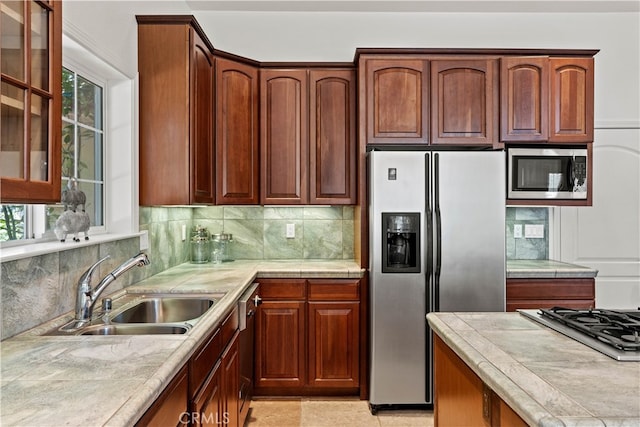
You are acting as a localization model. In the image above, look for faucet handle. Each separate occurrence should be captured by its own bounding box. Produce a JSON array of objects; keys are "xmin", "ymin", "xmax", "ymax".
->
[{"xmin": 78, "ymin": 255, "xmax": 110, "ymax": 289}]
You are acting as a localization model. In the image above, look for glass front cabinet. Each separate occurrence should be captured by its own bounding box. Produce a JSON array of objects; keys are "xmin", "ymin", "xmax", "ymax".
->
[{"xmin": 1, "ymin": 0, "xmax": 62, "ymax": 203}]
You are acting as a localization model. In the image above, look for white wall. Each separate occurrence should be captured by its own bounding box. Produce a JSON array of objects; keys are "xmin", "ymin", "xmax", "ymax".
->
[{"xmin": 63, "ymin": 4, "xmax": 640, "ymax": 306}]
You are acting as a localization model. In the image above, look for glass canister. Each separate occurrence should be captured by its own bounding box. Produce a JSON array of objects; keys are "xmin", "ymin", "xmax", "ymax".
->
[
  {"xmin": 212, "ymin": 232, "xmax": 233, "ymax": 263},
  {"xmin": 190, "ymin": 225, "xmax": 211, "ymax": 263}
]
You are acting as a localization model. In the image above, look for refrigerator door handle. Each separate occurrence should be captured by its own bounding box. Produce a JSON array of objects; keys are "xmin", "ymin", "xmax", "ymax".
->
[
  {"xmin": 434, "ymin": 153, "xmax": 442, "ymax": 311},
  {"xmin": 425, "ymin": 153, "xmax": 433, "ymax": 288}
]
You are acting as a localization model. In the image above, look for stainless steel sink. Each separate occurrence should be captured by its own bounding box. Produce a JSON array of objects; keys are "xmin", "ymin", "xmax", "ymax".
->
[
  {"xmin": 78, "ymin": 324, "xmax": 189, "ymax": 335},
  {"xmin": 111, "ymin": 296, "xmax": 218, "ymax": 324},
  {"xmin": 43, "ymin": 293, "xmax": 225, "ymax": 336}
]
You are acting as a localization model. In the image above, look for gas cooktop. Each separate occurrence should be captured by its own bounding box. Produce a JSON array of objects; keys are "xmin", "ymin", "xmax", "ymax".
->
[{"xmin": 519, "ymin": 308, "xmax": 640, "ymax": 362}]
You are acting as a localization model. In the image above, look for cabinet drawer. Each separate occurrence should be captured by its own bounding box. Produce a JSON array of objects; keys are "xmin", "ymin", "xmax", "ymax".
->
[
  {"xmin": 190, "ymin": 328, "xmax": 223, "ymax": 398},
  {"xmin": 221, "ymin": 306, "xmax": 239, "ymax": 347},
  {"xmin": 507, "ymin": 278, "xmax": 594, "ymax": 300},
  {"xmin": 259, "ymin": 279, "xmax": 306, "ymax": 300},
  {"xmin": 507, "ymin": 299, "xmax": 595, "ymax": 312},
  {"xmin": 308, "ymin": 280, "xmax": 360, "ymax": 301}
]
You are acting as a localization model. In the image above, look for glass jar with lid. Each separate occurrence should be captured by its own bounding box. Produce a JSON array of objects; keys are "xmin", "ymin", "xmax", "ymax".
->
[
  {"xmin": 212, "ymin": 232, "xmax": 233, "ymax": 263},
  {"xmin": 190, "ymin": 225, "xmax": 211, "ymax": 263}
]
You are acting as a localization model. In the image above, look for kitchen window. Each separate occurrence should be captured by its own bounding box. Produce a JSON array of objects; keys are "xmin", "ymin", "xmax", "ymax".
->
[
  {"xmin": 0, "ymin": 34, "xmax": 138, "ymax": 249},
  {"xmin": 0, "ymin": 67, "xmax": 105, "ymax": 244}
]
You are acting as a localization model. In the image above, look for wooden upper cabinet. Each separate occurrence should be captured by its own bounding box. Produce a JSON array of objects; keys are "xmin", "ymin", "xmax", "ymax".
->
[
  {"xmin": 192, "ymin": 33, "xmax": 215, "ymax": 204},
  {"xmin": 501, "ymin": 57, "xmax": 549, "ymax": 142},
  {"xmin": 431, "ymin": 59, "xmax": 499, "ymax": 146},
  {"xmin": 309, "ymin": 69, "xmax": 356, "ymax": 204},
  {"xmin": 1, "ymin": 1, "xmax": 62, "ymax": 203},
  {"xmin": 260, "ymin": 69, "xmax": 309, "ymax": 204},
  {"xmin": 362, "ymin": 58, "xmax": 429, "ymax": 145},
  {"xmin": 549, "ymin": 57, "xmax": 594, "ymax": 143},
  {"xmin": 137, "ymin": 16, "xmax": 215, "ymax": 205},
  {"xmin": 215, "ymin": 57, "xmax": 259, "ymax": 204}
]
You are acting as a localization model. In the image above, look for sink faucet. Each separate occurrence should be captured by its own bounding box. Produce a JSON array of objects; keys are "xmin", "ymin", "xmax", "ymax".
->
[{"xmin": 75, "ymin": 252, "xmax": 150, "ymax": 324}]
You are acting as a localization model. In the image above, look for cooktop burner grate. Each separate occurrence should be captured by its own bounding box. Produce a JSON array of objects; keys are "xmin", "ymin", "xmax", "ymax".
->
[{"xmin": 539, "ymin": 307, "xmax": 640, "ymax": 351}]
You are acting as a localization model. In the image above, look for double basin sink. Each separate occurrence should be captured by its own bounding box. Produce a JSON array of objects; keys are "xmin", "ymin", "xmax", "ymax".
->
[{"xmin": 48, "ymin": 294, "xmax": 225, "ymax": 336}]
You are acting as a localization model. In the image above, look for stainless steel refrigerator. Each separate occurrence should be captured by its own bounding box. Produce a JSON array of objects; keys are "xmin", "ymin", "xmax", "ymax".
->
[{"xmin": 368, "ymin": 150, "xmax": 505, "ymax": 411}]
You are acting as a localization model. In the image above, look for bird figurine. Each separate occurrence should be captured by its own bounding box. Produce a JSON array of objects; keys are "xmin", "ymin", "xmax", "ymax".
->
[{"xmin": 61, "ymin": 177, "xmax": 86, "ymax": 212}]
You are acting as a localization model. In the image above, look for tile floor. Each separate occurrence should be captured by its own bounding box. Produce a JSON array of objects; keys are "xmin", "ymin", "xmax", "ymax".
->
[{"xmin": 245, "ymin": 398, "xmax": 434, "ymax": 427}]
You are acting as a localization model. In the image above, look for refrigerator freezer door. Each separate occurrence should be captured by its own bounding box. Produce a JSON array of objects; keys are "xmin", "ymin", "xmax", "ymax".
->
[
  {"xmin": 369, "ymin": 151, "xmax": 428, "ymax": 405},
  {"xmin": 434, "ymin": 151, "xmax": 505, "ymax": 312}
]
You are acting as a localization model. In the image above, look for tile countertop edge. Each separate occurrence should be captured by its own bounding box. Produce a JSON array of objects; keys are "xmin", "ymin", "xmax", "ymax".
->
[
  {"xmin": 506, "ymin": 259, "xmax": 598, "ymax": 279},
  {"xmin": 1, "ymin": 260, "xmax": 364, "ymax": 427},
  {"xmin": 427, "ymin": 313, "xmax": 562, "ymax": 427}
]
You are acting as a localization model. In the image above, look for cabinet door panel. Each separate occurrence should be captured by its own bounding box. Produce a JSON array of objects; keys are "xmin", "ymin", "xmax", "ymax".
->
[
  {"xmin": 221, "ymin": 333, "xmax": 239, "ymax": 427},
  {"xmin": 431, "ymin": 59, "xmax": 498, "ymax": 145},
  {"xmin": 308, "ymin": 302, "xmax": 359, "ymax": 388},
  {"xmin": 364, "ymin": 58, "xmax": 429, "ymax": 144},
  {"xmin": 260, "ymin": 69, "xmax": 308, "ymax": 204},
  {"xmin": 549, "ymin": 58, "xmax": 594, "ymax": 142},
  {"xmin": 254, "ymin": 301, "xmax": 306, "ymax": 389},
  {"xmin": 216, "ymin": 58, "xmax": 259, "ymax": 204},
  {"xmin": 192, "ymin": 362, "xmax": 223, "ymax": 427},
  {"xmin": 501, "ymin": 57, "xmax": 549, "ymax": 142},
  {"xmin": 191, "ymin": 32, "xmax": 215, "ymax": 204},
  {"xmin": 309, "ymin": 69, "xmax": 356, "ymax": 204}
]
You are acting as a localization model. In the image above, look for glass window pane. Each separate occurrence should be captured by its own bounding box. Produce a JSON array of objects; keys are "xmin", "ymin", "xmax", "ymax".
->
[
  {"xmin": 78, "ymin": 180, "xmax": 103, "ymax": 227},
  {"xmin": 62, "ymin": 68, "xmax": 74, "ymax": 121},
  {"xmin": 1, "ymin": 81, "xmax": 25, "ymax": 178},
  {"xmin": 61, "ymin": 122, "xmax": 75, "ymax": 177},
  {"xmin": 77, "ymin": 75, "xmax": 102, "ymax": 128},
  {"xmin": 30, "ymin": 1, "xmax": 49, "ymax": 90},
  {"xmin": 78, "ymin": 128, "xmax": 102, "ymax": 181},
  {"xmin": 30, "ymin": 93, "xmax": 49, "ymax": 181},
  {"xmin": 1, "ymin": 0, "xmax": 25, "ymax": 80},
  {"xmin": 0, "ymin": 204, "xmax": 26, "ymax": 241}
]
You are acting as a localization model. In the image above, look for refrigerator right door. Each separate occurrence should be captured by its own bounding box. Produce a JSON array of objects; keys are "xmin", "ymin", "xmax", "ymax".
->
[{"xmin": 433, "ymin": 151, "xmax": 505, "ymax": 312}]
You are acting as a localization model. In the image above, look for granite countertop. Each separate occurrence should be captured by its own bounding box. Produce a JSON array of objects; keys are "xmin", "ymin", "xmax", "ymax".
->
[
  {"xmin": 506, "ymin": 259, "xmax": 598, "ymax": 279},
  {"xmin": 427, "ymin": 312, "xmax": 640, "ymax": 426},
  {"xmin": 0, "ymin": 260, "xmax": 363, "ymax": 427}
]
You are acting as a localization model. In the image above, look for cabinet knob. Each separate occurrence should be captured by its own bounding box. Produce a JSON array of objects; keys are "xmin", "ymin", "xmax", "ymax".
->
[{"xmin": 253, "ymin": 295, "xmax": 262, "ymax": 306}]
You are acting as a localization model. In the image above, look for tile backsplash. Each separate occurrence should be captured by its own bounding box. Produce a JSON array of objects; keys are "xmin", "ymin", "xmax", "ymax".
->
[
  {"xmin": 139, "ymin": 206, "xmax": 355, "ymax": 268},
  {"xmin": 505, "ymin": 207, "xmax": 550, "ymax": 260}
]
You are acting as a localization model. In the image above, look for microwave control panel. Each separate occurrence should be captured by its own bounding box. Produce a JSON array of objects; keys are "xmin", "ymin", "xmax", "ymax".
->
[{"xmin": 573, "ymin": 156, "xmax": 587, "ymax": 186}]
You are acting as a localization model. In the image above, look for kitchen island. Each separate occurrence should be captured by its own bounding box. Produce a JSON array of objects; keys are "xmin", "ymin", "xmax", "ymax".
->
[
  {"xmin": 0, "ymin": 260, "xmax": 363, "ymax": 426},
  {"xmin": 427, "ymin": 312, "xmax": 640, "ymax": 426}
]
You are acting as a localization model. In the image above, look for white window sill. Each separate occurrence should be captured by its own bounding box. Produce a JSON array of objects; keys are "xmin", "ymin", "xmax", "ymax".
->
[{"xmin": 0, "ymin": 232, "xmax": 145, "ymax": 263}]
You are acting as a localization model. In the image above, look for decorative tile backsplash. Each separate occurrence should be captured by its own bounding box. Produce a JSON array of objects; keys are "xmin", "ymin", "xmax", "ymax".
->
[
  {"xmin": 139, "ymin": 206, "xmax": 355, "ymax": 267},
  {"xmin": 505, "ymin": 207, "xmax": 550, "ymax": 260}
]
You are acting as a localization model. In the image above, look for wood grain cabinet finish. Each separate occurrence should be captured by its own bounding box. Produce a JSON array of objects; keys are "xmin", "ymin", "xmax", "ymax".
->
[
  {"xmin": 215, "ymin": 57, "xmax": 259, "ymax": 204},
  {"xmin": 137, "ymin": 16, "xmax": 215, "ymax": 205},
  {"xmin": 254, "ymin": 279, "xmax": 307, "ymax": 390},
  {"xmin": 309, "ymin": 69, "xmax": 357, "ymax": 204},
  {"xmin": 500, "ymin": 57, "xmax": 549, "ymax": 142},
  {"xmin": 434, "ymin": 335, "xmax": 527, "ymax": 427},
  {"xmin": 136, "ymin": 365, "xmax": 189, "ymax": 427},
  {"xmin": 260, "ymin": 69, "xmax": 309, "ymax": 204},
  {"xmin": 506, "ymin": 278, "xmax": 595, "ymax": 312},
  {"xmin": 431, "ymin": 59, "xmax": 499, "ymax": 146},
  {"xmin": 549, "ymin": 57, "xmax": 594, "ymax": 143},
  {"xmin": 1, "ymin": 1, "xmax": 62, "ymax": 203},
  {"xmin": 361, "ymin": 57, "xmax": 430, "ymax": 145},
  {"xmin": 307, "ymin": 280, "xmax": 360, "ymax": 389},
  {"xmin": 254, "ymin": 279, "xmax": 361, "ymax": 395},
  {"xmin": 260, "ymin": 68, "xmax": 356, "ymax": 205},
  {"xmin": 221, "ymin": 332, "xmax": 240, "ymax": 427}
]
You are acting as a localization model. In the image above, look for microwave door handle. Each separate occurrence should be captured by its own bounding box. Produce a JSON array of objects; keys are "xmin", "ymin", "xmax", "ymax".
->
[{"xmin": 566, "ymin": 157, "xmax": 575, "ymax": 191}]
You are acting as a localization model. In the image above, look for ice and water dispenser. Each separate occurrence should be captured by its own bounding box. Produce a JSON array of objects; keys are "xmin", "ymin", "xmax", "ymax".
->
[{"xmin": 381, "ymin": 213, "xmax": 420, "ymax": 273}]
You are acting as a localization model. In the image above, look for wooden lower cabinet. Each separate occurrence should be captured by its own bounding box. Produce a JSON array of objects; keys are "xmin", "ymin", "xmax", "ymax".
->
[
  {"xmin": 434, "ymin": 335, "xmax": 526, "ymax": 427},
  {"xmin": 506, "ymin": 278, "xmax": 595, "ymax": 312},
  {"xmin": 136, "ymin": 365, "xmax": 189, "ymax": 427},
  {"xmin": 254, "ymin": 279, "xmax": 360, "ymax": 395},
  {"xmin": 189, "ymin": 308, "xmax": 240, "ymax": 427}
]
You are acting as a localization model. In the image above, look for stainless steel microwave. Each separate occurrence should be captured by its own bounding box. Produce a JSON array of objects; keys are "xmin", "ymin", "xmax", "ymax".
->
[{"xmin": 507, "ymin": 148, "xmax": 588, "ymax": 199}]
